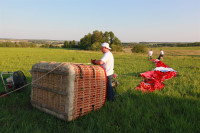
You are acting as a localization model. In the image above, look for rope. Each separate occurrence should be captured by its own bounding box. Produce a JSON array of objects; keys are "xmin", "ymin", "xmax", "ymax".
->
[
  {"xmin": 0, "ymin": 63, "xmax": 137, "ymax": 98},
  {"xmin": 0, "ymin": 63, "xmax": 66, "ymax": 98}
]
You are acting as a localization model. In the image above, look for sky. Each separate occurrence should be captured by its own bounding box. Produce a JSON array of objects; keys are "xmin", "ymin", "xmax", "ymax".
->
[{"xmin": 0, "ymin": 0, "xmax": 200, "ymax": 42}]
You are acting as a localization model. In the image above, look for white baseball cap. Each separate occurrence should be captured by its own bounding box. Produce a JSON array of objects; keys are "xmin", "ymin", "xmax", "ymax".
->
[{"xmin": 101, "ymin": 43, "xmax": 111, "ymax": 49}]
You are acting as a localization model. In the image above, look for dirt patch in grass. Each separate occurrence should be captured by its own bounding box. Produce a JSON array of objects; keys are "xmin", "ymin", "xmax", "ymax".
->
[{"xmin": 166, "ymin": 50, "xmax": 200, "ymax": 56}]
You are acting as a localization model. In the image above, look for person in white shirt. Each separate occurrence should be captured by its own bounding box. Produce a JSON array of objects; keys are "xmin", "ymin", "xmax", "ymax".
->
[
  {"xmin": 91, "ymin": 43, "xmax": 115, "ymax": 101},
  {"xmin": 148, "ymin": 49, "xmax": 153, "ymax": 60},
  {"xmin": 158, "ymin": 49, "xmax": 164, "ymax": 60}
]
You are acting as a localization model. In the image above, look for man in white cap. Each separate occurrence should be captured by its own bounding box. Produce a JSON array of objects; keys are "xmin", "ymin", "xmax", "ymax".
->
[{"xmin": 91, "ymin": 42, "xmax": 115, "ymax": 101}]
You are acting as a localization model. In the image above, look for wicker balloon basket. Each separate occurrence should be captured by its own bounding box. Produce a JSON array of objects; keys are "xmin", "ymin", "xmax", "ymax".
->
[{"xmin": 30, "ymin": 62, "xmax": 107, "ymax": 121}]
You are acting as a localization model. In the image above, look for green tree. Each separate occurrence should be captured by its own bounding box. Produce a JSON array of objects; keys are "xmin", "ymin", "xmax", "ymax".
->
[
  {"xmin": 79, "ymin": 33, "xmax": 92, "ymax": 50},
  {"xmin": 69, "ymin": 41, "xmax": 72, "ymax": 48},
  {"xmin": 109, "ymin": 31, "xmax": 114, "ymax": 45},
  {"xmin": 91, "ymin": 30, "xmax": 104, "ymax": 44},
  {"xmin": 71, "ymin": 40, "xmax": 77, "ymax": 48},
  {"xmin": 79, "ymin": 30, "xmax": 123, "ymax": 51},
  {"xmin": 72, "ymin": 40, "xmax": 76, "ymax": 45},
  {"xmin": 63, "ymin": 41, "xmax": 69, "ymax": 48},
  {"xmin": 113, "ymin": 37, "xmax": 122, "ymax": 46},
  {"xmin": 104, "ymin": 31, "xmax": 109, "ymax": 43}
]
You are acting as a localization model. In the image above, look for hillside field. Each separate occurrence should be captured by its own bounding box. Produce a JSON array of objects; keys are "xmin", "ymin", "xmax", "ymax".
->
[{"xmin": 0, "ymin": 47, "xmax": 200, "ymax": 133}]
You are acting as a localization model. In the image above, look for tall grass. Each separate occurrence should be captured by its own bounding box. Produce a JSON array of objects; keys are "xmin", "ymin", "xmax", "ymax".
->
[{"xmin": 0, "ymin": 47, "xmax": 200, "ymax": 133}]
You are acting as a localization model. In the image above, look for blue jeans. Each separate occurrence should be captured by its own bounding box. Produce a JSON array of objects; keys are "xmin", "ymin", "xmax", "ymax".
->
[{"xmin": 106, "ymin": 74, "xmax": 115, "ymax": 101}]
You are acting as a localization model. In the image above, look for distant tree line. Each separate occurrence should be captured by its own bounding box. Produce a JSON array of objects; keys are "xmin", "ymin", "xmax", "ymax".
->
[
  {"xmin": 0, "ymin": 40, "xmax": 64, "ymax": 48},
  {"xmin": 153, "ymin": 42, "xmax": 200, "ymax": 47},
  {"xmin": 0, "ymin": 42, "xmax": 37, "ymax": 47},
  {"xmin": 0, "ymin": 30, "xmax": 123, "ymax": 51},
  {"xmin": 40, "ymin": 44, "xmax": 61, "ymax": 48},
  {"xmin": 28, "ymin": 40, "xmax": 63, "ymax": 45},
  {"xmin": 0, "ymin": 42, "xmax": 62, "ymax": 48},
  {"xmin": 123, "ymin": 42, "xmax": 200, "ymax": 48},
  {"xmin": 122, "ymin": 43, "xmax": 138, "ymax": 48},
  {"xmin": 62, "ymin": 40, "xmax": 78, "ymax": 48}
]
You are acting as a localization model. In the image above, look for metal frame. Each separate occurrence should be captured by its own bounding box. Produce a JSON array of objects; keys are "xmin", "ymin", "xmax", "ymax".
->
[{"xmin": 1, "ymin": 71, "xmax": 14, "ymax": 91}]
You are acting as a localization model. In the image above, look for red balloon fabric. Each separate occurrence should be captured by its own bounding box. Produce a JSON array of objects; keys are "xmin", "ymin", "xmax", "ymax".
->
[{"xmin": 136, "ymin": 59, "xmax": 177, "ymax": 92}]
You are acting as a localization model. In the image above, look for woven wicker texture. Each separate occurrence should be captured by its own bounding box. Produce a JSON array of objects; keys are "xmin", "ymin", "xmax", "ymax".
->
[{"xmin": 30, "ymin": 62, "xmax": 107, "ymax": 121}]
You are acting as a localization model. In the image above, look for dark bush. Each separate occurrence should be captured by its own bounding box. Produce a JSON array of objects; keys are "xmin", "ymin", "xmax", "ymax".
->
[
  {"xmin": 111, "ymin": 44, "xmax": 123, "ymax": 52},
  {"xmin": 131, "ymin": 45, "xmax": 147, "ymax": 53}
]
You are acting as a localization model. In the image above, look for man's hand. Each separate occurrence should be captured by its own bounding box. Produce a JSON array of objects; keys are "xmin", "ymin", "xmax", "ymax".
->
[{"xmin": 91, "ymin": 59, "xmax": 96, "ymax": 65}]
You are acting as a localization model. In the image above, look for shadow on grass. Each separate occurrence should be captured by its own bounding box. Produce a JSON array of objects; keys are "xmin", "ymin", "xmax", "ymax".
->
[
  {"xmin": 1, "ymin": 85, "xmax": 199, "ymax": 133},
  {"xmin": 0, "ymin": 70, "xmax": 199, "ymax": 132}
]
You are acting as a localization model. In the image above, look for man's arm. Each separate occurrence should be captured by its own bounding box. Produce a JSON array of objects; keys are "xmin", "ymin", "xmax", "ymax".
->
[
  {"xmin": 92, "ymin": 52, "xmax": 107, "ymax": 65},
  {"xmin": 95, "ymin": 60, "xmax": 104, "ymax": 65}
]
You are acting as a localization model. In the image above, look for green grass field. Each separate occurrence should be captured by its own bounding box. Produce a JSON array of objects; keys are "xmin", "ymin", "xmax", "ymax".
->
[{"xmin": 0, "ymin": 47, "xmax": 200, "ymax": 133}]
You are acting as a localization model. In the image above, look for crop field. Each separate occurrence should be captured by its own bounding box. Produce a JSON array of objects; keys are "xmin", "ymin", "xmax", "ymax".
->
[{"xmin": 0, "ymin": 47, "xmax": 200, "ymax": 133}]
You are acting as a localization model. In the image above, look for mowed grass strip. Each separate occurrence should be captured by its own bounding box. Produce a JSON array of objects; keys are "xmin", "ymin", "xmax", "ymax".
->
[{"xmin": 0, "ymin": 47, "xmax": 200, "ymax": 133}]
